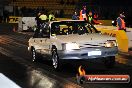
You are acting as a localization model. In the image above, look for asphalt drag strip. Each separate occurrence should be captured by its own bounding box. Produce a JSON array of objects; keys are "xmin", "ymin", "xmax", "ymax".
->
[
  {"xmin": 0, "ymin": 31, "xmax": 132, "ymax": 88},
  {"xmin": 0, "ymin": 47, "xmax": 82, "ymax": 88}
]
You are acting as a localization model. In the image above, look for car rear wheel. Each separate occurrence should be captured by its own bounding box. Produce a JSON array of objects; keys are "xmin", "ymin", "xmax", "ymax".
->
[
  {"xmin": 52, "ymin": 49, "xmax": 62, "ymax": 70},
  {"xmin": 104, "ymin": 56, "xmax": 115, "ymax": 68},
  {"xmin": 31, "ymin": 48, "xmax": 38, "ymax": 62}
]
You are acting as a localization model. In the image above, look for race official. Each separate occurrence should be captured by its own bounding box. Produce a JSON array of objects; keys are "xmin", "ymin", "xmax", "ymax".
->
[
  {"xmin": 49, "ymin": 12, "xmax": 55, "ymax": 21},
  {"xmin": 116, "ymin": 12, "xmax": 126, "ymax": 32},
  {"xmin": 79, "ymin": 6, "xmax": 87, "ymax": 21},
  {"xmin": 87, "ymin": 11, "xmax": 93, "ymax": 23},
  {"xmin": 39, "ymin": 12, "xmax": 48, "ymax": 23}
]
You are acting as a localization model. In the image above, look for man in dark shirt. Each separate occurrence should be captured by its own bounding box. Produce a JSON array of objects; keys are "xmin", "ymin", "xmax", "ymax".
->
[
  {"xmin": 72, "ymin": 11, "xmax": 78, "ymax": 20},
  {"xmin": 34, "ymin": 12, "xmax": 41, "ymax": 37},
  {"xmin": 35, "ymin": 12, "xmax": 41, "ymax": 28}
]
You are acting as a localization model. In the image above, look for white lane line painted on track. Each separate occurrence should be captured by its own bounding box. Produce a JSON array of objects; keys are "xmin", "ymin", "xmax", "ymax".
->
[{"xmin": 0, "ymin": 73, "xmax": 21, "ymax": 88}]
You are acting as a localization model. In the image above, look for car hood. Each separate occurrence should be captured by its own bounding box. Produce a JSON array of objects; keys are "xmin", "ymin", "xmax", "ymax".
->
[{"xmin": 51, "ymin": 33, "xmax": 116, "ymax": 47}]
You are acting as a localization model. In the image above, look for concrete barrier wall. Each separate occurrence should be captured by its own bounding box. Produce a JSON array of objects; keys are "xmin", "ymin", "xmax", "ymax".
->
[
  {"xmin": 95, "ymin": 25, "xmax": 132, "ymax": 52},
  {"xmin": 22, "ymin": 17, "xmax": 36, "ymax": 31},
  {"xmin": 99, "ymin": 20, "xmax": 112, "ymax": 26},
  {"xmin": 126, "ymin": 28, "xmax": 132, "ymax": 48}
]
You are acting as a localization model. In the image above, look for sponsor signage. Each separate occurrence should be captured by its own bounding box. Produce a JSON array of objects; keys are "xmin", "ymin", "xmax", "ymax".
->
[{"xmin": 8, "ymin": 16, "xmax": 21, "ymax": 23}]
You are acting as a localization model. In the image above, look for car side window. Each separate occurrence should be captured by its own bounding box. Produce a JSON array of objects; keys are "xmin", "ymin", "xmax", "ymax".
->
[{"xmin": 51, "ymin": 23, "xmax": 60, "ymax": 35}]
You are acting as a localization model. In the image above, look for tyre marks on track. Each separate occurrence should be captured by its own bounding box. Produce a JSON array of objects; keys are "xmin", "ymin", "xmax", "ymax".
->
[{"xmin": 0, "ymin": 47, "xmax": 82, "ymax": 88}]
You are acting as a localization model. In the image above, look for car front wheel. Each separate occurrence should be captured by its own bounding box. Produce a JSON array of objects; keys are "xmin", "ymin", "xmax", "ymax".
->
[
  {"xmin": 31, "ymin": 48, "xmax": 38, "ymax": 62},
  {"xmin": 52, "ymin": 50, "xmax": 61, "ymax": 70}
]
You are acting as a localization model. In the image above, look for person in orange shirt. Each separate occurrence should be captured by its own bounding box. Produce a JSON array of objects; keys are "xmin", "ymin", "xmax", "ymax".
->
[
  {"xmin": 79, "ymin": 10, "xmax": 83, "ymax": 20},
  {"xmin": 116, "ymin": 12, "xmax": 126, "ymax": 32},
  {"xmin": 79, "ymin": 6, "xmax": 87, "ymax": 21}
]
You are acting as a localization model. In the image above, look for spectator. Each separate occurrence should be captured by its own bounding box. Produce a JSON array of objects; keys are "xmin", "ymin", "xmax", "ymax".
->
[
  {"xmin": 3, "ymin": 10, "xmax": 9, "ymax": 23},
  {"xmin": 72, "ymin": 11, "xmax": 78, "ymax": 20},
  {"xmin": 92, "ymin": 12, "xmax": 101, "ymax": 24},
  {"xmin": 93, "ymin": 12, "xmax": 98, "ymax": 20},
  {"xmin": 55, "ymin": 10, "xmax": 60, "ymax": 18},
  {"xmin": 60, "ymin": 9, "xmax": 64, "ymax": 18}
]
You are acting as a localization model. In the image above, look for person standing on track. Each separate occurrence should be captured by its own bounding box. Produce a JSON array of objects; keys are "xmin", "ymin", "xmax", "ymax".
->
[
  {"xmin": 82, "ymin": 6, "xmax": 87, "ymax": 21},
  {"xmin": 116, "ymin": 12, "xmax": 126, "ymax": 32},
  {"xmin": 35, "ymin": 12, "xmax": 41, "ymax": 29},
  {"xmin": 39, "ymin": 11, "xmax": 48, "ymax": 24},
  {"xmin": 34, "ymin": 12, "xmax": 41, "ymax": 37},
  {"xmin": 80, "ymin": 6, "xmax": 87, "ymax": 21},
  {"xmin": 49, "ymin": 12, "xmax": 55, "ymax": 21},
  {"xmin": 87, "ymin": 11, "xmax": 93, "ymax": 23}
]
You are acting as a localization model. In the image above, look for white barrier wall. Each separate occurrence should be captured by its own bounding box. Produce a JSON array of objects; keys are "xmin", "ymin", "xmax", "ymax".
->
[
  {"xmin": 18, "ymin": 17, "xmax": 22, "ymax": 31},
  {"xmin": 126, "ymin": 28, "xmax": 132, "ymax": 48},
  {"xmin": 0, "ymin": 73, "xmax": 21, "ymax": 88},
  {"xmin": 18, "ymin": 17, "xmax": 36, "ymax": 31}
]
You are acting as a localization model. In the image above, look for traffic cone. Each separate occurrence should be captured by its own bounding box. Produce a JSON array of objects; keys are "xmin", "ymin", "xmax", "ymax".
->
[{"xmin": 13, "ymin": 26, "xmax": 16, "ymax": 32}]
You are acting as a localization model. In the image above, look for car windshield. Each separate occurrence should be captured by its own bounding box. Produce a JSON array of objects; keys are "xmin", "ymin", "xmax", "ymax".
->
[{"xmin": 51, "ymin": 21, "xmax": 99, "ymax": 35}]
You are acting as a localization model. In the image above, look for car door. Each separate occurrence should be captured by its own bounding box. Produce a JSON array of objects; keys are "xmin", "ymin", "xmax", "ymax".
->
[
  {"xmin": 44, "ymin": 38, "xmax": 51, "ymax": 55},
  {"xmin": 39, "ymin": 38, "xmax": 51, "ymax": 55},
  {"xmin": 32, "ymin": 30, "xmax": 43, "ymax": 54}
]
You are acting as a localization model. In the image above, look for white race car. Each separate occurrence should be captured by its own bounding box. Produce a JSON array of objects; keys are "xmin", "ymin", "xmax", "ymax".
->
[{"xmin": 28, "ymin": 20, "xmax": 118, "ymax": 70}]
